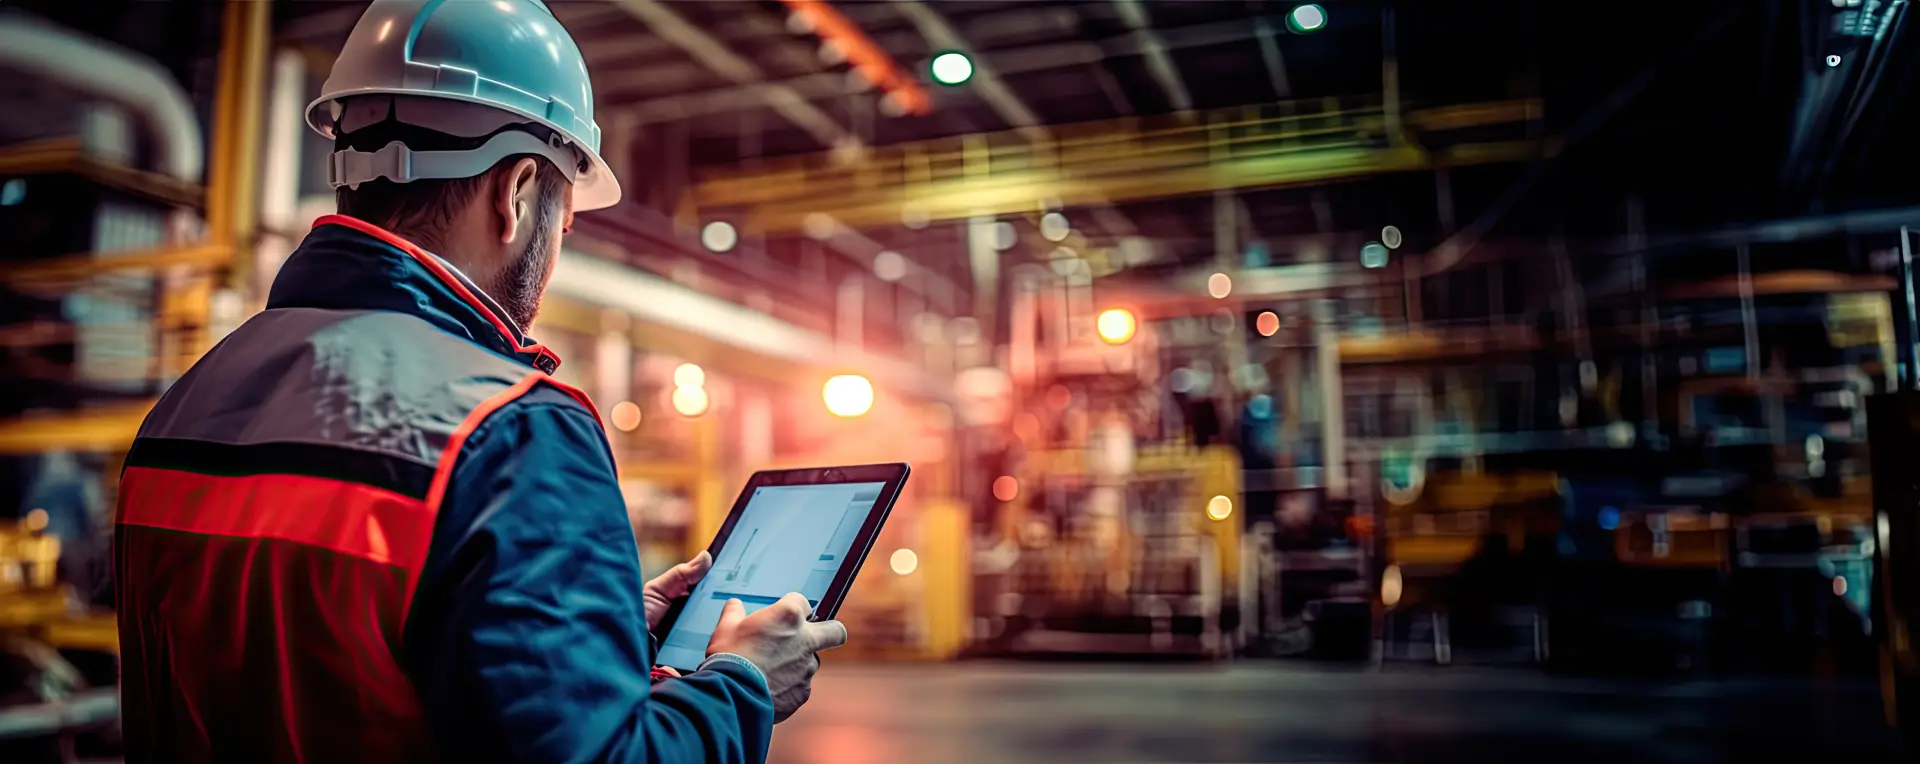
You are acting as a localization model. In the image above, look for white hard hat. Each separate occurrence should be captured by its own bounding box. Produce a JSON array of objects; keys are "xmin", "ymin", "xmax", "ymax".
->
[{"xmin": 306, "ymin": 0, "xmax": 620, "ymax": 211}]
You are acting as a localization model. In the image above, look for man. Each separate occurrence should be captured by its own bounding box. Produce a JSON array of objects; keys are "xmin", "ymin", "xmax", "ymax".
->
[{"xmin": 111, "ymin": 1, "xmax": 844, "ymax": 761}]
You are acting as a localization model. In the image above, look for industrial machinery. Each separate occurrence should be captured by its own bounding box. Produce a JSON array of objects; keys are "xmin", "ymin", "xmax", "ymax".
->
[
  {"xmin": 0, "ymin": 510, "xmax": 119, "ymax": 755},
  {"xmin": 1871, "ymin": 388, "xmax": 1920, "ymax": 740},
  {"xmin": 972, "ymin": 442, "xmax": 1242, "ymax": 658},
  {"xmin": 1870, "ymin": 232, "xmax": 1920, "ymax": 739}
]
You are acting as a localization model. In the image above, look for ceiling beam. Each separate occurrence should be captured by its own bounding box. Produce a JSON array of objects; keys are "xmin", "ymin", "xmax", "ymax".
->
[
  {"xmin": 608, "ymin": 0, "xmax": 858, "ymax": 150},
  {"xmin": 1253, "ymin": 17, "xmax": 1293, "ymax": 98},
  {"xmin": 1111, "ymin": 0, "xmax": 1194, "ymax": 113}
]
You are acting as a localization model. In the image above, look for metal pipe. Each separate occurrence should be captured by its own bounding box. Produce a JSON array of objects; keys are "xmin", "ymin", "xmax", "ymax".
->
[{"xmin": 0, "ymin": 9, "xmax": 204, "ymax": 183}]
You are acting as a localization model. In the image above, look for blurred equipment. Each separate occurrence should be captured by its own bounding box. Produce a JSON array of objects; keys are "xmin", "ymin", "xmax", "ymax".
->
[
  {"xmin": 1870, "ymin": 381, "xmax": 1920, "ymax": 740},
  {"xmin": 0, "ymin": 510, "xmax": 119, "ymax": 751},
  {"xmin": 971, "ymin": 444, "xmax": 1243, "ymax": 659}
]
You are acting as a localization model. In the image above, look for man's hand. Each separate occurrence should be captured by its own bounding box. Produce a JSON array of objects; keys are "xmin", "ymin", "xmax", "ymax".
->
[
  {"xmin": 706, "ymin": 593, "xmax": 848, "ymax": 722},
  {"xmin": 643, "ymin": 551, "xmax": 712, "ymax": 631}
]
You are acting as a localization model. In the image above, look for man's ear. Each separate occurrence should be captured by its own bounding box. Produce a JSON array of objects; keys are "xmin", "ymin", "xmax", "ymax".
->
[{"xmin": 492, "ymin": 157, "xmax": 544, "ymax": 245}]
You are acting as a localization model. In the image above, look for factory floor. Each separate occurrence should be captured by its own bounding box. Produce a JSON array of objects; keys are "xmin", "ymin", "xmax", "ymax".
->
[{"xmin": 769, "ymin": 661, "xmax": 1913, "ymax": 764}]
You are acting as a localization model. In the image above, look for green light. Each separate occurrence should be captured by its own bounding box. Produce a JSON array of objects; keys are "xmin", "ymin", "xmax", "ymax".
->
[
  {"xmin": 931, "ymin": 52, "xmax": 973, "ymax": 85},
  {"xmin": 1288, "ymin": 4, "xmax": 1327, "ymax": 33}
]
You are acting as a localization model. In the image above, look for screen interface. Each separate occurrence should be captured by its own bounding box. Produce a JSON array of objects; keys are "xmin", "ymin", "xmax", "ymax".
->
[{"xmin": 656, "ymin": 481, "xmax": 887, "ymax": 670}]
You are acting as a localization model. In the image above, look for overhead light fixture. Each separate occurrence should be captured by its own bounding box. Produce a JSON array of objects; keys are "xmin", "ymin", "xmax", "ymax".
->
[
  {"xmin": 1288, "ymin": 4, "xmax": 1327, "ymax": 33},
  {"xmin": 931, "ymin": 51, "xmax": 973, "ymax": 85}
]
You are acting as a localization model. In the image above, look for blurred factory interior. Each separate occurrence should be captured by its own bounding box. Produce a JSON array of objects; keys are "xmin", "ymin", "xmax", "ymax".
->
[{"xmin": 1, "ymin": 0, "xmax": 1919, "ymax": 761}]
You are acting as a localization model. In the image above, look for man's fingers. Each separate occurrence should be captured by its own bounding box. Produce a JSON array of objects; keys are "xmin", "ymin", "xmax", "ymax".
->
[
  {"xmin": 805, "ymin": 619, "xmax": 849, "ymax": 652},
  {"xmin": 716, "ymin": 598, "xmax": 747, "ymax": 630}
]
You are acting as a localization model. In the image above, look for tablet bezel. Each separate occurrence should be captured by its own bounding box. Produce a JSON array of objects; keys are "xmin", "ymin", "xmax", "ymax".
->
[{"xmin": 652, "ymin": 462, "xmax": 910, "ymax": 667}]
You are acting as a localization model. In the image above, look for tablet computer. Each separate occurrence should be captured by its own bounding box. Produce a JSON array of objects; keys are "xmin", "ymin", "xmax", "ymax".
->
[{"xmin": 653, "ymin": 463, "xmax": 910, "ymax": 673}]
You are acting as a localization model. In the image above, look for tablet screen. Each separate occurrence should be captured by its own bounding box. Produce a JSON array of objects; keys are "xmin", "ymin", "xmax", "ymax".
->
[{"xmin": 656, "ymin": 481, "xmax": 887, "ymax": 671}]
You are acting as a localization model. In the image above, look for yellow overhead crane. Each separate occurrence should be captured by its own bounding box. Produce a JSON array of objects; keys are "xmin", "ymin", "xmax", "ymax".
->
[{"xmin": 691, "ymin": 96, "xmax": 1542, "ymax": 231}]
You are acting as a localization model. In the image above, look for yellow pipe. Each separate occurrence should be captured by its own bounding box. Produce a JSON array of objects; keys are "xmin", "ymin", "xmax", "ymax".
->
[{"xmin": 207, "ymin": 0, "xmax": 271, "ymax": 288}]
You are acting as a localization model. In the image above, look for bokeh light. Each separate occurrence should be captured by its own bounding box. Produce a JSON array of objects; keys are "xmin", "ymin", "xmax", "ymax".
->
[
  {"xmin": 611, "ymin": 401, "xmax": 643, "ymax": 432},
  {"xmin": 823, "ymin": 374, "xmax": 875, "ymax": 417},
  {"xmin": 671, "ymin": 385, "xmax": 709, "ymax": 417},
  {"xmin": 931, "ymin": 51, "xmax": 974, "ymax": 85},
  {"xmin": 993, "ymin": 475, "xmax": 1020, "ymax": 502},
  {"xmin": 1206, "ymin": 494, "xmax": 1234, "ymax": 521},
  {"xmin": 1288, "ymin": 4, "xmax": 1327, "ymax": 33},
  {"xmin": 699, "ymin": 221, "xmax": 737, "ymax": 253},
  {"xmin": 1097, "ymin": 308, "xmax": 1137, "ymax": 345},
  {"xmin": 1208, "ymin": 272, "xmax": 1233, "ymax": 299}
]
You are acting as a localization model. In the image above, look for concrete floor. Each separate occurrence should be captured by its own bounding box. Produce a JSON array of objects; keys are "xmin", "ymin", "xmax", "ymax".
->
[{"xmin": 769, "ymin": 662, "xmax": 1913, "ymax": 764}]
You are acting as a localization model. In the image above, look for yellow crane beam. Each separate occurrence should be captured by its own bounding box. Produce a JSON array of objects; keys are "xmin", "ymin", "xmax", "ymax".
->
[{"xmin": 691, "ymin": 97, "xmax": 1541, "ymax": 232}]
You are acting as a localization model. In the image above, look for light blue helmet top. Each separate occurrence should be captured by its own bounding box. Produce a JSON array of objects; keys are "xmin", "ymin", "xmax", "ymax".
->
[{"xmin": 306, "ymin": 0, "xmax": 621, "ymax": 210}]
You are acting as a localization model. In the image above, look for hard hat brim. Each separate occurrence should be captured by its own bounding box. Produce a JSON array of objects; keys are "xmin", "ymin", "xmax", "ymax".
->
[{"xmin": 307, "ymin": 88, "xmax": 622, "ymax": 211}]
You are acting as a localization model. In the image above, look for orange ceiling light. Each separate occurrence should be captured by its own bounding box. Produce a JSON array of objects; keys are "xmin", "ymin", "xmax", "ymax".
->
[{"xmin": 781, "ymin": 0, "xmax": 931, "ymax": 116}]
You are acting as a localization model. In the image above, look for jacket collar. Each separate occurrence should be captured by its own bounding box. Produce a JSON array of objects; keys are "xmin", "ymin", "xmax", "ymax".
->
[{"xmin": 268, "ymin": 215, "xmax": 562, "ymax": 374}]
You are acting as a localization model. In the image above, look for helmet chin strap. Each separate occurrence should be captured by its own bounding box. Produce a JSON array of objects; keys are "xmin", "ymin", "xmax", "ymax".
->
[{"xmin": 327, "ymin": 128, "xmax": 583, "ymax": 191}]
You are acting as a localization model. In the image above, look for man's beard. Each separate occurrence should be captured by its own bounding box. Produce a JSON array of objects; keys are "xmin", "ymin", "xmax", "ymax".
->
[{"xmin": 488, "ymin": 192, "xmax": 563, "ymax": 330}]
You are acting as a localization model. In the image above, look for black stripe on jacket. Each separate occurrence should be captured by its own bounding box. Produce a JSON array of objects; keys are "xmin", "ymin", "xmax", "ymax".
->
[{"xmin": 124, "ymin": 438, "xmax": 435, "ymax": 501}]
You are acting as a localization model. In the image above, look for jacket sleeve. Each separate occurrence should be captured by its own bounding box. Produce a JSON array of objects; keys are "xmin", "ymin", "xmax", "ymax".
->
[{"xmin": 403, "ymin": 385, "xmax": 775, "ymax": 763}]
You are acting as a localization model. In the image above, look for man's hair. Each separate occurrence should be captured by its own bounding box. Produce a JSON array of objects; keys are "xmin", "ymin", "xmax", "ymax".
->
[{"xmin": 334, "ymin": 119, "xmax": 569, "ymax": 248}]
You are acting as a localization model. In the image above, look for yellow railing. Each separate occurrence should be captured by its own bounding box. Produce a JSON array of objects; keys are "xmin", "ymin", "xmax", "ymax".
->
[{"xmin": 692, "ymin": 97, "xmax": 1542, "ymax": 231}]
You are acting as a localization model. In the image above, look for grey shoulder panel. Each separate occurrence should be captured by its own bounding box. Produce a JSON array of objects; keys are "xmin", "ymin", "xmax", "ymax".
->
[{"xmin": 142, "ymin": 308, "xmax": 536, "ymax": 468}]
